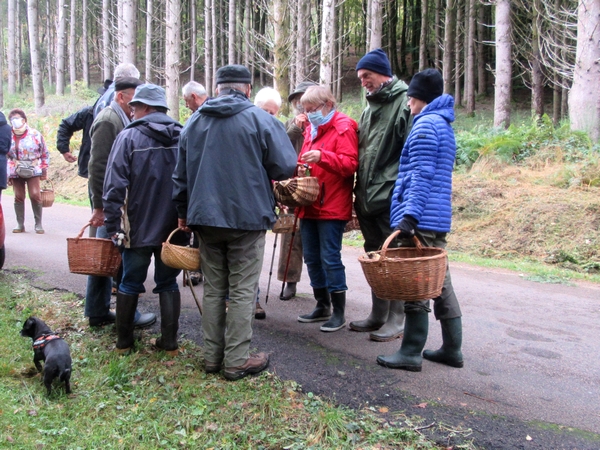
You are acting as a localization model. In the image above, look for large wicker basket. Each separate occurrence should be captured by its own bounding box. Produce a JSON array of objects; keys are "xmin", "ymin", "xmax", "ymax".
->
[
  {"xmin": 273, "ymin": 176, "xmax": 320, "ymax": 208},
  {"xmin": 358, "ymin": 230, "xmax": 447, "ymax": 301},
  {"xmin": 40, "ymin": 180, "xmax": 55, "ymax": 208},
  {"xmin": 272, "ymin": 213, "xmax": 298, "ymax": 234},
  {"xmin": 161, "ymin": 228, "xmax": 201, "ymax": 271},
  {"xmin": 67, "ymin": 223, "xmax": 121, "ymax": 277}
]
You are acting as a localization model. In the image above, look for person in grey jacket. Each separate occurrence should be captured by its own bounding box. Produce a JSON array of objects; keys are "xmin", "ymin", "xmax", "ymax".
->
[
  {"xmin": 173, "ymin": 64, "xmax": 297, "ymax": 381},
  {"xmin": 104, "ymin": 84, "xmax": 183, "ymax": 354}
]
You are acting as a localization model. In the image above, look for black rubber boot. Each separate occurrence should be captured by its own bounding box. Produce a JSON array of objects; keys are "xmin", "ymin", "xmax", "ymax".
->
[
  {"xmin": 320, "ymin": 291, "xmax": 346, "ymax": 332},
  {"xmin": 32, "ymin": 201, "xmax": 44, "ymax": 234},
  {"xmin": 297, "ymin": 287, "xmax": 331, "ymax": 323},
  {"xmin": 369, "ymin": 301, "xmax": 405, "ymax": 342},
  {"xmin": 155, "ymin": 291, "xmax": 181, "ymax": 354},
  {"xmin": 376, "ymin": 312, "xmax": 429, "ymax": 371},
  {"xmin": 348, "ymin": 291, "xmax": 389, "ymax": 332},
  {"xmin": 423, "ymin": 317, "xmax": 463, "ymax": 368},
  {"xmin": 13, "ymin": 202, "xmax": 25, "ymax": 233},
  {"xmin": 116, "ymin": 292, "xmax": 139, "ymax": 353},
  {"xmin": 280, "ymin": 282, "xmax": 297, "ymax": 300}
]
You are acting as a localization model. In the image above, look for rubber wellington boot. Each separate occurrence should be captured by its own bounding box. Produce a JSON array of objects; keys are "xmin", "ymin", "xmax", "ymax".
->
[
  {"xmin": 280, "ymin": 282, "xmax": 297, "ymax": 300},
  {"xmin": 349, "ymin": 291, "xmax": 389, "ymax": 332},
  {"xmin": 369, "ymin": 301, "xmax": 405, "ymax": 342},
  {"xmin": 32, "ymin": 202, "xmax": 44, "ymax": 234},
  {"xmin": 298, "ymin": 287, "xmax": 331, "ymax": 323},
  {"xmin": 423, "ymin": 317, "xmax": 464, "ymax": 368},
  {"xmin": 320, "ymin": 291, "xmax": 346, "ymax": 332},
  {"xmin": 155, "ymin": 291, "xmax": 181, "ymax": 355},
  {"xmin": 116, "ymin": 292, "xmax": 139, "ymax": 353},
  {"xmin": 376, "ymin": 312, "xmax": 429, "ymax": 371},
  {"xmin": 13, "ymin": 202, "xmax": 25, "ymax": 233}
]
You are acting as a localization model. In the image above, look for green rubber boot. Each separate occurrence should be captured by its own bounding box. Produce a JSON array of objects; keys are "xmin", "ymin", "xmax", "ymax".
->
[
  {"xmin": 376, "ymin": 312, "xmax": 429, "ymax": 371},
  {"xmin": 423, "ymin": 317, "xmax": 463, "ymax": 368}
]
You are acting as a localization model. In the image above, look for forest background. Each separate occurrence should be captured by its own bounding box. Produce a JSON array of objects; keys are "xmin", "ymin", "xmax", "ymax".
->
[{"xmin": 0, "ymin": 0, "xmax": 599, "ymax": 279}]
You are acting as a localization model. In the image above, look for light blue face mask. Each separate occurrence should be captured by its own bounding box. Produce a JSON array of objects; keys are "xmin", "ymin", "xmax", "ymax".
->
[{"xmin": 307, "ymin": 110, "xmax": 326, "ymax": 126}]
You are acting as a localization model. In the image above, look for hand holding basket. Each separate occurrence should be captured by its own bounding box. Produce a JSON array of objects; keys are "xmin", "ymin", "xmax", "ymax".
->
[
  {"xmin": 161, "ymin": 228, "xmax": 201, "ymax": 271},
  {"xmin": 67, "ymin": 223, "xmax": 122, "ymax": 277}
]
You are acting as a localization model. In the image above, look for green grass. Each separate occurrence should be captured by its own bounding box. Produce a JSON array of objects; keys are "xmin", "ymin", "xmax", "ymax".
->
[{"xmin": 0, "ymin": 270, "xmax": 440, "ymax": 449}]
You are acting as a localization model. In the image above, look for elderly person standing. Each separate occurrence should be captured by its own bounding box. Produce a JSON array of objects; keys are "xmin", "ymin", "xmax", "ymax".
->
[
  {"xmin": 104, "ymin": 84, "xmax": 183, "ymax": 354},
  {"xmin": 254, "ymin": 87, "xmax": 281, "ymax": 116},
  {"xmin": 350, "ymin": 49, "xmax": 411, "ymax": 342},
  {"xmin": 7, "ymin": 109, "xmax": 49, "ymax": 234},
  {"xmin": 377, "ymin": 69, "xmax": 463, "ymax": 372},
  {"xmin": 295, "ymin": 85, "xmax": 358, "ymax": 332},
  {"xmin": 173, "ymin": 65, "xmax": 297, "ymax": 380},
  {"xmin": 182, "ymin": 81, "xmax": 208, "ymax": 112}
]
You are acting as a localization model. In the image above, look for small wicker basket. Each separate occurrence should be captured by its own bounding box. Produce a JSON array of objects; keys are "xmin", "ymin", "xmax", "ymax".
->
[
  {"xmin": 272, "ymin": 213, "xmax": 298, "ymax": 234},
  {"xmin": 161, "ymin": 228, "xmax": 201, "ymax": 271},
  {"xmin": 41, "ymin": 180, "xmax": 55, "ymax": 208},
  {"xmin": 273, "ymin": 176, "xmax": 320, "ymax": 208},
  {"xmin": 358, "ymin": 230, "xmax": 447, "ymax": 301},
  {"xmin": 67, "ymin": 223, "xmax": 121, "ymax": 277}
]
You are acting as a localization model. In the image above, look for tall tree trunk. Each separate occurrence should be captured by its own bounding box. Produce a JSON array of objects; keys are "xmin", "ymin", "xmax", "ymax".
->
[
  {"xmin": 69, "ymin": 0, "xmax": 77, "ymax": 90},
  {"xmin": 569, "ymin": 0, "xmax": 600, "ymax": 142},
  {"xmin": 243, "ymin": 0, "xmax": 251, "ymax": 74},
  {"xmin": 211, "ymin": 0, "xmax": 218, "ymax": 84},
  {"xmin": 205, "ymin": 0, "xmax": 213, "ymax": 95},
  {"xmin": 531, "ymin": 0, "xmax": 544, "ymax": 120},
  {"xmin": 297, "ymin": 0, "xmax": 310, "ymax": 82},
  {"xmin": 320, "ymin": 0, "xmax": 335, "ymax": 87},
  {"xmin": 145, "ymin": 0, "xmax": 153, "ymax": 82},
  {"xmin": 434, "ymin": 0, "xmax": 441, "ymax": 70},
  {"xmin": 273, "ymin": 0, "xmax": 289, "ymax": 102},
  {"xmin": 228, "ymin": 0, "xmax": 236, "ymax": 64},
  {"xmin": 443, "ymin": 0, "xmax": 455, "ymax": 93},
  {"xmin": 419, "ymin": 0, "xmax": 428, "ymax": 70},
  {"xmin": 165, "ymin": 0, "xmax": 181, "ymax": 120},
  {"xmin": 0, "ymin": 14, "xmax": 4, "ymax": 106},
  {"xmin": 190, "ymin": 0, "xmax": 196, "ymax": 81},
  {"xmin": 82, "ymin": 0, "xmax": 89, "ymax": 86},
  {"xmin": 56, "ymin": 0, "xmax": 67, "ymax": 95},
  {"xmin": 336, "ymin": 0, "xmax": 344, "ymax": 101},
  {"xmin": 454, "ymin": 0, "xmax": 463, "ymax": 106},
  {"xmin": 493, "ymin": 0, "xmax": 512, "ymax": 128},
  {"xmin": 121, "ymin": 0, "xmax": 137, "ymax": 65},
  {"xmin": 369, "ymin": 0, "xmax": 382, "ymax": 50},
  {"xmin": 7, "ymin": 0, "xmax": 18, "ymax": 94},
  {"xmin": 46, "ymin": 0, "xmax": 53, "ymax": 88},
  {"xmin": 465, "ymin": 0, "xmax": 476, "ymax": 115},
  {"xmin": 102, "ymin": 0, "xmax": 111, "ymax": 80},
  {"xmin": 28, "ymin": 0, "xmax": 45, "ymax": 109},
  {"xmin": 476, "ymin": 3, "xmax": 487, "ymax": 96}
]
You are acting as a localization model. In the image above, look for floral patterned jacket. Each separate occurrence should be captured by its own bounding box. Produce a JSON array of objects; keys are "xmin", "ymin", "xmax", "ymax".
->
[{"xmin": 7, "ymin": 126, "xmax": 50, "ymax": 178}]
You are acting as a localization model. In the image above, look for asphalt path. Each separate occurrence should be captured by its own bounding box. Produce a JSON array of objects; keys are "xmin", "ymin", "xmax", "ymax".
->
[{"xmin": 3, "ymin": 195, "xmax": 599, "ymax": 449}]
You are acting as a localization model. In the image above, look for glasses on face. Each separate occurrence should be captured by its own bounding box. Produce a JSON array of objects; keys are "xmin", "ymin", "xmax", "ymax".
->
[{"xmin": 304, "ymin": 103, "xmax": 325, "ymax": 114}]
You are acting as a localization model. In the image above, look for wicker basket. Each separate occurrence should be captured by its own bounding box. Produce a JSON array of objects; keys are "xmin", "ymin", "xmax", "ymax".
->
[
  {"xmin": 272, "ymin": 213, "xmax": 298, "ymax": 234},
  {"xmin": 41, "ymin": 180, "xmax": 55, "ymax": 208},
  {"xmin": 67, "ymin": 223, "xmax": 122, "ymax": 277},
  {"xmin": 358, "ymin": 230, "xmax": 447, "ymax": 301},
  {"xmin": 161, "ymin": 228, "xmax": 201, "ymax": 271},
  {"xmin": 273, "ymin": 176, "xmax": 320, "ymax": 208}
]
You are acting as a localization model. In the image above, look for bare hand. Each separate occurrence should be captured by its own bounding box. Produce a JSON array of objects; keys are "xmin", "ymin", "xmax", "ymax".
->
[
  {"xmin": 178, "ymin": 218, "xmax": 191, "ymax": 233},
  {"xmin": 300, "ymin": 150, "xmax": 322, "ymax": 164},
  {"xmin": 90, "ymin": 208, "xmax": 105, "ymax": 228},
  {"xmin": 62, "ymin": 152, "xmax": 77, "ymax": 163},
  {"xmin": 294, "ymin": 114, "xmax": 308, "ymax": 130}
]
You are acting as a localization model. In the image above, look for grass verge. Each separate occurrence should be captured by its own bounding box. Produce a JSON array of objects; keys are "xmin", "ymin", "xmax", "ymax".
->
[{"xmin": 0, "ymin": 270, "xmax": 441, "ymax": 449}]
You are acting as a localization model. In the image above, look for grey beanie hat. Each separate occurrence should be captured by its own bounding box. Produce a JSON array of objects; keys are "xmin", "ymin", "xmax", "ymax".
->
[
  {"xmin": 129, "ymin": 84, "xmax": 169, "ymax": 109},
  {"xmin": 288, "ymin": 81, "xmax": 318, "ymax": 102}
]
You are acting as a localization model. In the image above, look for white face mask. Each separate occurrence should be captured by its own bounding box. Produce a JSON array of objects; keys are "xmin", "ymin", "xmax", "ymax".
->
[{"xmin": 11, "ymin": 117, "xmax": 25, "ymax": 129}]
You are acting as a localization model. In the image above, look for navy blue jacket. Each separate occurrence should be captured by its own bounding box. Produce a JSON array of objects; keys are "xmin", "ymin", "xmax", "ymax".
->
[
  {"xmin": 103, "ymin": 112, "xmax": 182, "ymax": 247},
  {"xmin": 56, "ymin": 106, "xmax": 93, "ymax": 178},
  {"xmin": 390, "ymin": 94, "xmax": 456, "ymax": 233},
  {"xmin": 0, "ymin": 112, "xmax": 11, "ymax": 190},
  {"xmin": 172, "ymin": 89, "xmax": 297, "ymax": 230}
]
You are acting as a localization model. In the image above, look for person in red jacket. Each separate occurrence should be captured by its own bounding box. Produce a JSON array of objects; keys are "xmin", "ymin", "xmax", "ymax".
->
[{"xmin": 296, "ymin": 86, "xmax": 359, "ymax": 332}]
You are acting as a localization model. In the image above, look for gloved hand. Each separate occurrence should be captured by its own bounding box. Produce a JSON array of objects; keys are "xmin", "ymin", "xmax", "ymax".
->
[
  {"xmin": 394, "ymin": 215, "xmax": 418, "ymax": 239},
  {"xmin": 110, "ymin": 230, "xmax": 127, "ymax": 252}
]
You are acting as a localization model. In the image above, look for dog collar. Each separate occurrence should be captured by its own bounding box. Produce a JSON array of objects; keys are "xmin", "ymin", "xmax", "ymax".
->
[{"xmin": 33, "ymin": 334, "xmax": 61, "ymax": 350}]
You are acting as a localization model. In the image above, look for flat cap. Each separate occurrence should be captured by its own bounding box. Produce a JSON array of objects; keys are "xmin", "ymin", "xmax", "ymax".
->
[
  {"xmin": 288, "ymin": 81, "xmax": 318, "ymax": 102},
  {"xmin": 216, "ymin": 65, "xmax": 252, "ymax": 85},
  {"xmin": 114, "ymin": 77, "xmax": 143, "ymax": 92},
  {"xmin": 97, "ymin": 79, "xmax": 113, "ymax": 95},
  {"xmin": 129, "ymin": 84, "xmax": 169, "ymax": 109}
]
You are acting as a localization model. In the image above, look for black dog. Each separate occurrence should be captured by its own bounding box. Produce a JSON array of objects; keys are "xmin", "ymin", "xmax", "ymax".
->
[{"xmin": 20, "ymin": 316, "xmax": 72, "ymax": 395}]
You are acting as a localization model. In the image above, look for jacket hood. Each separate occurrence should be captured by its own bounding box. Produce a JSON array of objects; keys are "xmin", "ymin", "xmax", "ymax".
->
[
  {"xmin": 415, "ymin": 93, "xmax": 455, "ymax": 124},
  {"xmin": 366, "ymin": 76, "xmax": 409, "ymax": 105},
  {"xmin": 0, "ymin": 111, "xmax": 7, "ymax": 126},
  {"xmin": 198, "ymin": 90, "xmax": 255, "ymax": 118},
  {"xmin": 127, "ymin": 111, "xmax": 182, "ymax": 146}
]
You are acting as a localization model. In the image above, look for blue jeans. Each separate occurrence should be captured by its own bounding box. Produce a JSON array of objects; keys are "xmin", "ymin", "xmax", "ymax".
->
[
  {"xmin": 119, "ymin": 246, "xmax": 181, "ymax": 296},
  {"xmin": 84, "ymin": 225, "xmax": 113, "ymax": 318},
  {"xmin": 300, "ymin": 219, "xmax": 347, "ymax": 292}
]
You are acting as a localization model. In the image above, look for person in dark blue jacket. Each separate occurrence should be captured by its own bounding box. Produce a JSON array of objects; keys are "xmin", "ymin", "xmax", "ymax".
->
[
  {"xmin": 0, "ymin": 111, "xmax": 12, "ymax": 198},
  {"xmin": 377, "ymin": 69, "xmax": 463, "ymax": 372},
  {"xmin": 103, "ymin": 84, "xmax": 183, "ymax": 355}
]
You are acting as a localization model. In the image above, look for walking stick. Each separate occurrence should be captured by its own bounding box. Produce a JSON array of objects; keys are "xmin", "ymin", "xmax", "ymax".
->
[
  {"xmin": 264, "ymin": 232, "xmax": 279, "ymax": 304},
  {"xmin": 184, "ymin": 269, "xmax": 203, "ymax": 316},
  {"xmin": 280, "ymin": 210, "xmax": 300, "ymax": 299}
]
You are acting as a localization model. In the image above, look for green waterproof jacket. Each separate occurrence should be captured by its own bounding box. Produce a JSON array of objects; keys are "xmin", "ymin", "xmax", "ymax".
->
[{"xmin": 354, "ymin": 77, "xmax": 411, "ymax": 217}]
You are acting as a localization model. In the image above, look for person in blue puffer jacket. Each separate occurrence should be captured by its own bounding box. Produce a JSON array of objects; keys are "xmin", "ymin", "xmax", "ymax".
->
[{"xmin": 377, "ymin": 68, "xmax": 463, "ymax": 372}]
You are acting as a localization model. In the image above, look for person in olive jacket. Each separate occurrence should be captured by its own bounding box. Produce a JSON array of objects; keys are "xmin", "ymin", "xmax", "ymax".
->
[{"xmin": 350, "ymin": 49, "xmax": 411, "ymax": 342}]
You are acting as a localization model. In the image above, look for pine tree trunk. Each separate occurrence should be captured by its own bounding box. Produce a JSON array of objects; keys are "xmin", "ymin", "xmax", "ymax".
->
[
  {"xmin": 121, "ymin": 0, "xmax": 137, "ymax": 64},
  {"xmin": 27, "ymin": 0, "xmax": 46, "ymax": 109},
  {"xmin": 0, "ymin": 14, "xmax": 4, "ymax": 106},
  {"xmin": 419, "ymin": 0, "xmax": 428, "ymax": 70},
  {"xmin": 7, "ymin": 0, "xmax": 17, "ymax": 94},
  {"xmin": 531, "ymin": 0, "xmax": 544, "ymax": 120},
  {"xmin": 465, "ymin": 0, "xmax": 476, "ymax": 115},
  {"xmin": 434, "ymin": 0, "xmax": 441, "ymax": 70},
  {"xmin": 243, "ymin": 0, "xmax": 250, "ymax": 76},
  {"xmin": 205, "ymin": 0, "xmax": 212, "ymax": 95},
  {"xmin": 165, "ymin": 0, "xmax": 181, "ymax": 120},
  {"xmin": 443, "ymin": 0, "xmax": 455, "ymax": 93},
  {"xmin": 190, "ymin": 0, "xmax": 196, "ymax": 81},
  {"xmin": 476, "ymin": 3, "xmax": 487, "ymax": 96},
  {"xmin": 45, "ymin": 0, "xmax": 53, "ymax": 88},
  {"xmin": 145, "ymin": 0, "xmax": 153, "ymax": 82},
  {"xmin": 211, "ymin": 0, "xmax": 218, "ymax": 84},
  {"xmin": 454, "ymin": 0, "xmax": 463, "ymax": 106},
  {"xmin": 228, "ymin": 0, "xmax": 236, "ymax": 64},
  {"xmin": 296, "ymin": 0, "xmax": 309, "ymax": 82},
  {"xmin": 69, "ymin": 0, "xmax": 77, "ymax": 91},
  {"xmin": 493, "ymin": 0, "xmax": 512, "ymax": 128},
  {"xmin": 273, "ymin": 0, "xmax": 289, "ymax": 102},
  {"xmin": 102, "ymin": 0, "xmax": 111, "ymax": 80},
  {"xmin": 56, "ymin": 0, "xmax": 67, "ymax": 95},
  {"xmin": 82, "ymin": 0, "xmax": 89, "ymax": 87},
  {"xmin": 320, "ymin": 0, "xmax": 335, "ymax": 87},
  {"xmin": 369, "ymin": 0, "xmax": 382, "ymax": 50}
]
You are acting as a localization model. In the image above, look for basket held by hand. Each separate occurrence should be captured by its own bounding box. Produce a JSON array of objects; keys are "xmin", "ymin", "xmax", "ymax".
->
[
  {"xmin": 67, "ymin": 223, "xmax": 122, "ymax": 277},
  {"xmin": 161, "ymin": 228, "xmax": 201, "ymax": 271},
  {"xmin": 41, "ymin": 179, "xmax": 55, "ymax": 208},
  {"xmin": 273, "ymin": 176, "xmax": 319, "ymax": 208}
]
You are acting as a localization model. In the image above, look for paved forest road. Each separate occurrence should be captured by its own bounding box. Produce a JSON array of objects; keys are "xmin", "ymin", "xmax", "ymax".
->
[{"xmin": 3, "ymin": 196, "xmax": 599, "ymax": 449}]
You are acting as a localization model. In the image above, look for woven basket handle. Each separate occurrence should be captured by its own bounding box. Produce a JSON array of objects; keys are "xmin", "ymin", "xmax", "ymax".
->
[
  {"xmin": 41, "ymin": 179, "xmax": 54, "ymax": 190},
  {"xmin": 166, "ymin": 228, "xmax": 201, "ymax": 245},
  {"xmin": 381, "ymin": 231, "xmax": 422, "ymax": 259},
  {"xmin": 75, "ymin": 223, "xmax": 91, "ymax": 241}
]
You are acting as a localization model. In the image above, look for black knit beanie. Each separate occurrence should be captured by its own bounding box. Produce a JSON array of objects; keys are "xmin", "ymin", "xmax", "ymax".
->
[
  {"xmin": 407, "ymin": 69, "xmax": 443, "ymax": 104},
  {"xmin": 356, "ymin": 48, "xmax": 392, "ymax": 77}
]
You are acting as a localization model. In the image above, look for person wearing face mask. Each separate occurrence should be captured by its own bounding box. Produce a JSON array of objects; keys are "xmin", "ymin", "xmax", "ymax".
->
[
  {"xmin": 6, "ymin": 109, "xmax": 49, "ymax": 234},
  {"xmin": 295, "ymin": 85, "xmax": 358, "ymax": 332}
]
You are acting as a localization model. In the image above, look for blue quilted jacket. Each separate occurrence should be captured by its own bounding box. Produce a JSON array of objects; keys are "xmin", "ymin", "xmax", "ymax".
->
[{"xmin": 390, "ymin": 94, "xmax": 456, "ymax": 233}]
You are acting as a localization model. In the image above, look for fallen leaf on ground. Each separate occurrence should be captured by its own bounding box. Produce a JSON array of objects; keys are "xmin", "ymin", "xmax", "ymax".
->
[
  {"xmin": 379, "ymin": 407, "xmax": 389, "ymax": 413},
  {"xmin": 413, "ymin": 403, "xmax": 428, "ymax": 408}
]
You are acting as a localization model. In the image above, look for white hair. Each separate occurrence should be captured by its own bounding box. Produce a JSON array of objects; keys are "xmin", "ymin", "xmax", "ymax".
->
[
  {"xmin": 254, "ymin": 87, "xmax": 282, "ymax": 108},
  {"xmin": 114, "ymin": 63, "xmax": 140, "ymax": 79},
  {"xmin": 182, "ymin": 81, "xmax": 207, "ymax": 97}
]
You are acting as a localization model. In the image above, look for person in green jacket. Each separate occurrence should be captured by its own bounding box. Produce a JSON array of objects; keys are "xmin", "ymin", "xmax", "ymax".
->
[{"xmin": 350, "ymin": 49, "xmax": 412, "ymax": 342}]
